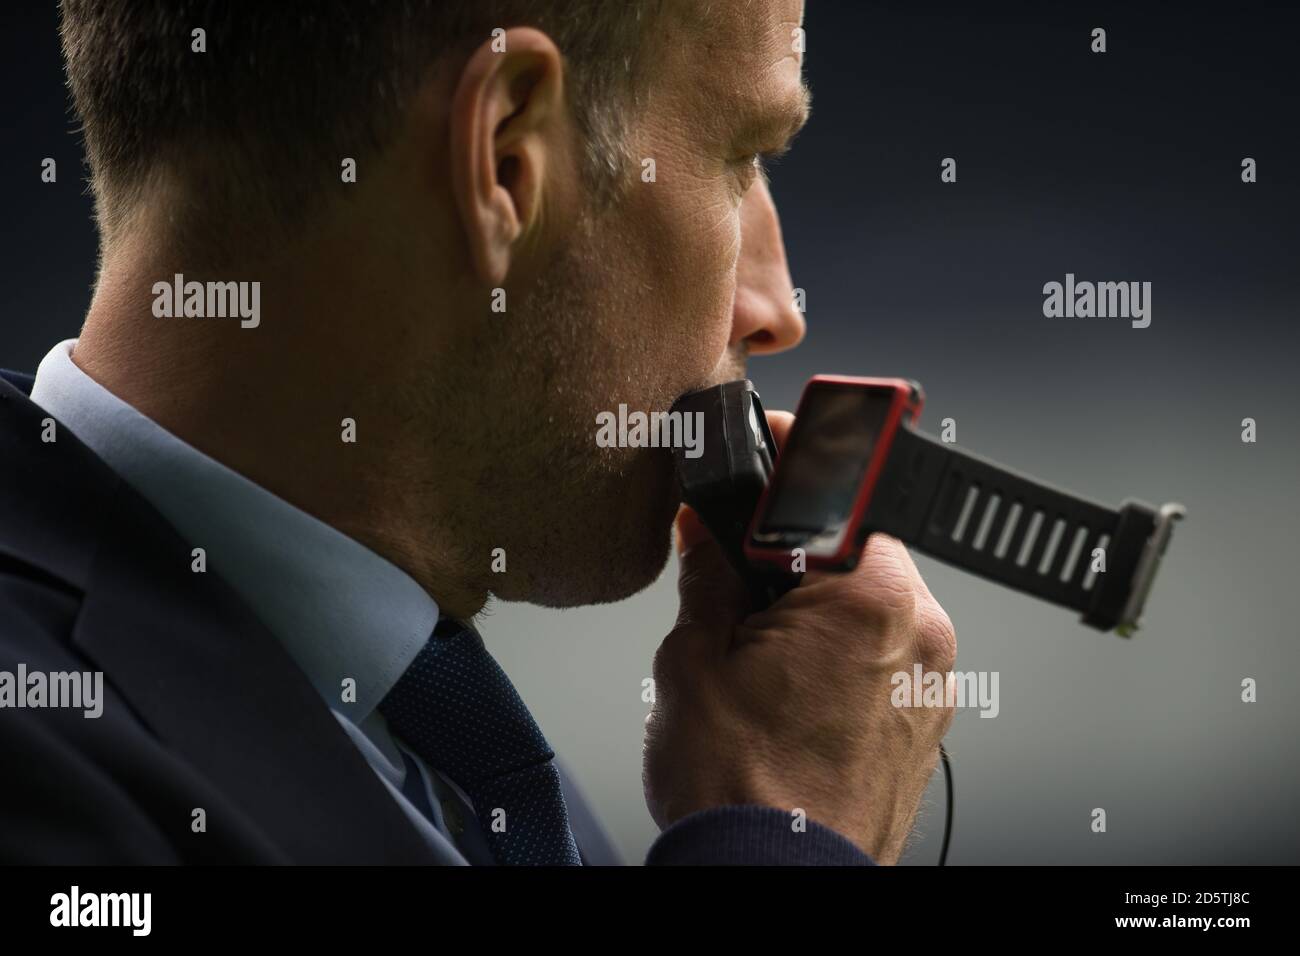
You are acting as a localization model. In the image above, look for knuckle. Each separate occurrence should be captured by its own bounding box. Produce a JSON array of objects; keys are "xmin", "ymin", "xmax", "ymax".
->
[
  {"xmin": 835, "ymin": 570, "xmax": 917, "ymax": 634},
  {"xmin": 915, "ymin": 600, "xmax": 957, "ymax": 671},
  {"xmin": 854, "ymin": 535, "xmax": 921, "ymax": 620}
]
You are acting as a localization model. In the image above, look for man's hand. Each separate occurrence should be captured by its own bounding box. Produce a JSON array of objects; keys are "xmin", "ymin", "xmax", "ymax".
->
[{"xmin": 643, "ymin": 411, "xmax": 957, "ymax": 864}]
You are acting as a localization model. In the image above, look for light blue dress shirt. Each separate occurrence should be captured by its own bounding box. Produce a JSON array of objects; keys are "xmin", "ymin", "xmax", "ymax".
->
[{"xmin": 30, "ymin": 338, "xmax": 495, "ymax": 864}]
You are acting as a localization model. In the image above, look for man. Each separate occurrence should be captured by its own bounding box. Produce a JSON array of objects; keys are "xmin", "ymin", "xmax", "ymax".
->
[{"xmin": 0, "ymin": 0, "xmax": 955, "ymax": 864}]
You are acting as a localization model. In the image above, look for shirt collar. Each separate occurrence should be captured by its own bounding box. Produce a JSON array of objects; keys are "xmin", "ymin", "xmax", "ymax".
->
[{"xmin": 30, "ymin": 339, "xmax": 437, "ymax": 719}]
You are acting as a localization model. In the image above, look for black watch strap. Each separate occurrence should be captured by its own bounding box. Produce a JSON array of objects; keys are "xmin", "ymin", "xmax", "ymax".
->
[{"xmin": 866, "ymin": 426, "xmax": 1182, "ymax": 633}]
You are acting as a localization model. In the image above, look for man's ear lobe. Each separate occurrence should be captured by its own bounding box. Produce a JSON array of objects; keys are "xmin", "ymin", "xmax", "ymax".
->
[{"xmin": 450, "ymin": 27, "xmax": 566, "ymax": 287}]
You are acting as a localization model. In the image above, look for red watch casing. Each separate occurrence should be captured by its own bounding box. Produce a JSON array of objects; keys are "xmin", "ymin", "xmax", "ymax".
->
[{"xmin": 743, "ymin": 375, "xmax": 923, "ymax": 571}]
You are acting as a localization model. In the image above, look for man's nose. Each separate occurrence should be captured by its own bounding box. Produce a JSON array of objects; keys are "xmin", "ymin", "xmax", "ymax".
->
[{"xmin": 730, "ymin": 177, "xmax": 806, "ymax": 355}]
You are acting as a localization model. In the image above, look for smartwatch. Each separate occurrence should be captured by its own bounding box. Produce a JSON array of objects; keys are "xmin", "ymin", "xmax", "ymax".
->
[{"xmin": 744, "ymin": 375, "xmax": 1184, "ymax": 635}]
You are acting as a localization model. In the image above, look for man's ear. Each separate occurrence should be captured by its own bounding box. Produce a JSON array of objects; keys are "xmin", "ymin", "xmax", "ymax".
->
[{"xmin": 450, "ymin": 27, "xmax": 566, "ymax": 287}]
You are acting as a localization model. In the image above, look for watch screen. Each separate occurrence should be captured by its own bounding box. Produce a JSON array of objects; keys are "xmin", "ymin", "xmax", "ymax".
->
[{"xmin": 759, "ymin": 386, "xmax": 896, "ymax": 534}]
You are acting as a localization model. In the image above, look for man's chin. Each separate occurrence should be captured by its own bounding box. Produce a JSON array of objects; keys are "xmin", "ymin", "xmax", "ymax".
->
[
  {"xmin": 495, "ymin": 453, "xmax": 682, "ymax": 609},
  {"xmin": 497, "ymin": 524, "xmax": 675, "ymax": 609},
  {"xmin": 534, "ymin": 543, "xmax": 674, "ymax": 609}
]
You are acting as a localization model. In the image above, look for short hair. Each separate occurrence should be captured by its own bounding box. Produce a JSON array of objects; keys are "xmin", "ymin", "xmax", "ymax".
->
[{"xmin": 59, "ymin": 0, "xmax": 666, "ymax": 238}]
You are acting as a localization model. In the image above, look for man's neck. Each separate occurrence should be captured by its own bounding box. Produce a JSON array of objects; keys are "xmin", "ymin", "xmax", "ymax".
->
[{"xmin": 72, "ymin": 235, "xmax": 490, "ymax": 621}]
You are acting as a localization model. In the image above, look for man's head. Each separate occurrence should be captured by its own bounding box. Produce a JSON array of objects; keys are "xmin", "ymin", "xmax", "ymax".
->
[{"xmin": 61, "ymin": 0, "xmax": 810, "ymax": 617}]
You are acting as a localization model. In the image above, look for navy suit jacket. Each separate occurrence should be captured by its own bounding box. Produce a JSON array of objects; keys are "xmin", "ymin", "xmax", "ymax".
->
[{"xmin": 0, "ymin": 368, "xmax": 872, "ymax": 865}]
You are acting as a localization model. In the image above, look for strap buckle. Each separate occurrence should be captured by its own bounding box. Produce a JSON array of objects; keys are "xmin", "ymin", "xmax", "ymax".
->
[{"xmin": 1115, "ymin": 502, "xmax": 1186, "ymax": 637}]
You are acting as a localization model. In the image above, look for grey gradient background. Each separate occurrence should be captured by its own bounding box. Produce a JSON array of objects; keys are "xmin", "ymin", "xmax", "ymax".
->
[{"xmin": 3, "ymin": 2, "xmax": 1297, "ymax": 863}]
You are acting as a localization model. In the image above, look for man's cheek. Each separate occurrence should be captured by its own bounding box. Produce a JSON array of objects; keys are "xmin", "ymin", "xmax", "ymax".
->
[
  {"xmin": 642, "ymin": 185, "xmax": 742, "ymax": 384},
  {"xmin": 686, "ymin": 206, "xmax": 742, "ymax": 360},
  {"xmin": 668, "ymin": 240, "xmax": 735, "ymax": 364}
]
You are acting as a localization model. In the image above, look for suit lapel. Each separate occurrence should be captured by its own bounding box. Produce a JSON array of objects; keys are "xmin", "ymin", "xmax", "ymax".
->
[{"xmin": 1, "ymin": 371, "xmax": 445, "ymax": 863}]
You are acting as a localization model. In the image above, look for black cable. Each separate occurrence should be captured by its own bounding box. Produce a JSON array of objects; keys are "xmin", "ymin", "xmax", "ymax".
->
[{"xmin": 938, "ymin": 742, "xmax": 953, "ymax": 866}]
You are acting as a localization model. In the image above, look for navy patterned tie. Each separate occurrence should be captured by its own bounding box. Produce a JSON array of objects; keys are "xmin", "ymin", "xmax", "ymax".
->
[{"xmin": 378, "ymin": 616, "xmax": 582, "ymax": 865}]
